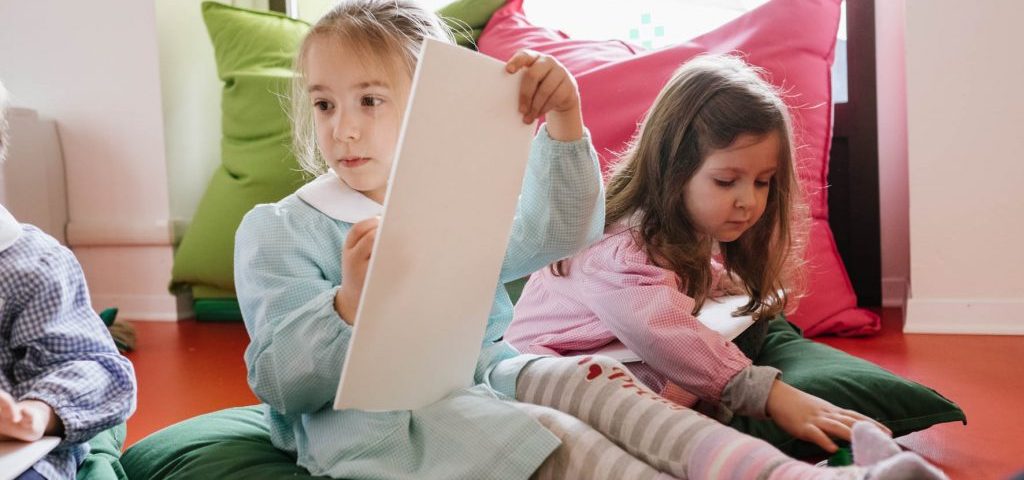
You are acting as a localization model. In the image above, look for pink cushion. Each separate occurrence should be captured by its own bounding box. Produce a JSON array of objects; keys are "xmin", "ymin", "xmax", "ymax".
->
[{"xmin": 479, "ymin": 0, "xmax": 879, "ymax": 336}]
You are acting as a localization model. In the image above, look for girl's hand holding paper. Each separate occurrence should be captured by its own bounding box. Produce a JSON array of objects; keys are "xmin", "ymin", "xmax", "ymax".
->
[{"xmin": 505, "ymin": 49, "xmax": 583, "ymax": 141}]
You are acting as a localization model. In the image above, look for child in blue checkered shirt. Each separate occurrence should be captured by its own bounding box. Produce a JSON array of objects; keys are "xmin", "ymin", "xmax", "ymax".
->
[{"xmin": 0, "ymin": 80, "xmax": 137, "ymax": 480}]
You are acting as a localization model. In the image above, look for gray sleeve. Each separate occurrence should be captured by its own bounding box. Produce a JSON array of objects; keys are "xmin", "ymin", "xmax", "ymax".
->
[{"xmin": 719, "ymin": 365, "xmax": 782, "ymax": 419}]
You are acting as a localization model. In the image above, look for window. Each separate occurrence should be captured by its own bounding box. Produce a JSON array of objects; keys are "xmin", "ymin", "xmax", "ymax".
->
[{"xmin": 464, "ymin": 0, "xmax": 849, "ymax": 103}]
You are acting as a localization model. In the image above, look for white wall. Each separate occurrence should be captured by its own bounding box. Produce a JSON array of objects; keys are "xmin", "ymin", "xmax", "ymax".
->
[
  {"xmin": 904, "ymin": 0, "xmax": 1024, "ymax": 334},
  {"xmin": 155, "ymin": 0, "xmax": 223, "ymax": 239},
  {"xmin": 876, "ymin": 0, "xmax": 910, "ymax": 308},
  {"xmin": 0, "ymin": 0, "xmax": 185, "ymax": 320}
]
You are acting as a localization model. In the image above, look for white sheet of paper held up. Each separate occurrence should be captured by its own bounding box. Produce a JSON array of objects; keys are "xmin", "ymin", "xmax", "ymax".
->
[
  {"xmin": 596, "ymin": 295, "xmax": 758, "ymax": 363},
  {"xmin": 334, "ymin": 39, "xmax": 536, "ymax": 411},
  {"xmin": 0, "ymin": 437, "xmax": 60, "ymax": 480}
]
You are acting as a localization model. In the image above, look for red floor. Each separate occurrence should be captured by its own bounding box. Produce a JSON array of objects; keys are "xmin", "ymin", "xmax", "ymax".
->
[
  {"xmin": 124, "ymin": 309, "xmax": 1024, "ymax": 479},
  {"xmin": 123, "ymin": 319, "xmax": 257, "ymax": 446},
  {"xmin": 817, "ymin": 309, "xmax": 1024, "ymax": 480}
]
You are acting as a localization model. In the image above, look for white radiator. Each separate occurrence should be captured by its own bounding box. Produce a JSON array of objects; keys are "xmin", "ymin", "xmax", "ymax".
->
[{"xmin": 0, "ymin": 107, "xmax": 68, "ymax": 244}]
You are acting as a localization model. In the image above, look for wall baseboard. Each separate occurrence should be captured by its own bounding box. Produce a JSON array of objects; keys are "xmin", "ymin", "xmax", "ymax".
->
[
  {"xmin": 882, "ymin": 277, "xmax": 908, "ymax": 308},
  {"xmin": 67, "ymin": 220, "xmax": 173, "ymax": 247},
  {"xmin": 91, "ymin": 293, "xmax": 192, "ymax": 322},
  {"xmin": 73, "ymin": 244, "xmax": 190, "ymax": 321},
  {"xmin": 905, "ymin": 298, "xmax": 1024, "ymax": 335}
]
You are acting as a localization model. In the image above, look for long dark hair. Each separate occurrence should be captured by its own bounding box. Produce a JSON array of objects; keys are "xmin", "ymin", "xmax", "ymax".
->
[{"xmin": 556, "ymin": 55, "xmax": 809, "ymax": 319}]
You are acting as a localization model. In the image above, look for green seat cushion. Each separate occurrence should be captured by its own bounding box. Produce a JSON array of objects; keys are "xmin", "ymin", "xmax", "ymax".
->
[
  {"xmin": 171, "ymin": 1, "xmax": 509, "ymax": 306},
  {"xmin": 193, "ymin": 297, "xmax": 243, "ymax": 322},
  {"xmin": 729, "ymin": 318, "xmax": 967, "ymax": 458},
  {"xmin": 121, "ymin": 406, "xmax": 328, "ymax": 480},
  {"xmin": 77, "ymin": 423, "xmax": 128, "ymax": 480}
]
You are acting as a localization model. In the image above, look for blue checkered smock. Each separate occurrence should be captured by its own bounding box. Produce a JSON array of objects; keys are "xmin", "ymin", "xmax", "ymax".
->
[{"xmin": 234, "ymin": 126, "xmax": 604, "ymax": 479}]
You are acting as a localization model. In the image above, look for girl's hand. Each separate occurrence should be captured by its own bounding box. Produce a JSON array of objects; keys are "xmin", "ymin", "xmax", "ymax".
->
[
  {"xmin": 335, "ymin": 217, "xmax": 380, "ymax": 325},
  {"xmin": 765, "ymin": 380, "xmax": 891, "ymax": 453},
  {"xmin": 0, "ymin": 391, "xmax": 60, "ymax": 442},
  {"xmin": 505, "ymin": 49, "xmax": 583, "ymax": 141}
]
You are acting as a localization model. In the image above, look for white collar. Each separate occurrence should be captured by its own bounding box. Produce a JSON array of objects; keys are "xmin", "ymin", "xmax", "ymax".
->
[
  {"xmin": 0, "ymin": 204, "xmax": 22, "ymax": 253},
  {"xmin": 296, "ymin": 171, "xmax": 383, "ymax": 223}
]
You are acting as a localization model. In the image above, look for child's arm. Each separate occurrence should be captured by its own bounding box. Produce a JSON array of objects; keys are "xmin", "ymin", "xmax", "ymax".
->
[
  {"xmin": 496, "ymin": 51, "xmax": 604, "ymax": 282},
  {"xmin": 2, "ymin": 243, "xmax": 135, "ymax": 443},
  {"xmin": 574, "ymin": 237, "xmax": 777, "ymax": 410},
  {"xmin": 234, "ymin": 206, "xmax": 353, "ymax": 415},
  {"xmin": 574, "ymin": 239, "xmax": 890, "ymax": 451}
]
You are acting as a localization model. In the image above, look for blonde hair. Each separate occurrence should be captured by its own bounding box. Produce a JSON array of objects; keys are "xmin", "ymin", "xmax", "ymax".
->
[
  {"xmin": 0, "ymin": 80, "xmax": 9, "ymax": 164},
  {"xmin": 291, "ymin": 0, "xmax": 455, "ymax": 176},
  {"xmin": 559, "ymin": 54, "xmax": 809, "ymax": 320}
]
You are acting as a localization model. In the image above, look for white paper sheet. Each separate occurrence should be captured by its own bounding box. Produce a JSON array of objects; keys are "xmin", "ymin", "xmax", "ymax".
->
[
  {"xmin": 0, "ymin": 437, "xmax": 60, "ymax": 480},
  {"xmin": 596, "ymin": 295, "xmax": 758, "ymax": 363},
  {"xmin": 334, "ymin": 39, "xmax": 536, "ymax": 411}
]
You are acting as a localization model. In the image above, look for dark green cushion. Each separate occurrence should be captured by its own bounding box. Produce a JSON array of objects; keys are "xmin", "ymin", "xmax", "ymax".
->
[
  {"xmin": 171, "ymin": 0, "xmax": 510, "ymax": 308},
  {"xmin": 77, "ymin": 423, "xmax": 128, "ymax": 480},
  {"xmin": 121, "ymin": 406, "xmax": 329, "ymax": 480},
  {"xmin": 729, "ymin": 318, "xmax": 966, "ymax": 458}
]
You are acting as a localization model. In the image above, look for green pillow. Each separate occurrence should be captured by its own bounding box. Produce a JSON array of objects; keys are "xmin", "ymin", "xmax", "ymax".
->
[
  {"xmin": 729, "ymin": 318, "xmax": 966, "ymax": 458},
  {"xmin": 121, "ymin": 406, "xmax": 329, "ymax": 480},
  {"xmin": 171, "ymin": 1, "xmax": 509, "ymax": 317},
  {"xmin": 77, "ymin": 423, "xmax": 128, "ymax": 480},
  {"xmin": 171, "ymin": 2, "xmax": 309, "ymax": 299}
]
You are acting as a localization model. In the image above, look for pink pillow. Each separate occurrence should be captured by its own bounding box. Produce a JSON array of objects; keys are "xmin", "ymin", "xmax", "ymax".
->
[{"xmin": 479, "ymin": 0, "xmax": 879, "ymax": 336}]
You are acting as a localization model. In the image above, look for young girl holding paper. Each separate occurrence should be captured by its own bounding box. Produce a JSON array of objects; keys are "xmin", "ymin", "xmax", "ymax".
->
[{"xmin": 234, "ymin": 1, "xmax": 942, "ymax": 479}]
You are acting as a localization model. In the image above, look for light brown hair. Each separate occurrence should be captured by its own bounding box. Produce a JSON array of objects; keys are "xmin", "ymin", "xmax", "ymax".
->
[
  {"xmin": 290, "ymin": 0, "xmax": 455, "ymax": 176},
  {"xmin": 558, "ymin": 54, "xmax": 809, "ymax": 319}
]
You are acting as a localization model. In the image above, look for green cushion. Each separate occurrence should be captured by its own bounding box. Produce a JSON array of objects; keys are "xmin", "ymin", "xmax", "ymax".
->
[
  {"xmin": 171, "ymin": 2, "xmax": 309, "ymax": 298},
  {"xmin": 729, "ymin": 318, "xmax": 966, "ymax": 458},
  {"xmin": 76, "ymin": 423, "xmax": 128, "ymax": 480},
  {"xmin": 436, "ymin": 0, "xmax": 506, "ymax": 47},
  {"xmin": 121, "ymin": 406, "xmax": 329, "ymax": 480},
  {"xmin": 171, "ymin": 1, "xmax": 509, "ymax": 306}
]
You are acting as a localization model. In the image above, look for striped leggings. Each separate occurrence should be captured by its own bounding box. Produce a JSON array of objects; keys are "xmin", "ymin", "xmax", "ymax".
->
[{"xmin": 516, "ymin": 356, "xmax": 866, "ymax": 480}]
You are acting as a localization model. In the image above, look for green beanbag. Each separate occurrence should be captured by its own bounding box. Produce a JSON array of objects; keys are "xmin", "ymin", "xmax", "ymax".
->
[
  {"xmin": 77, "ymin": 423, "xmax": 128, "ymax": 480},
  {"xmin": 171, "ymin": 1, "xmax": 509, "ymax": 321},
  {"xmin": 729, "ymin": 318, "xmax": 967, "ymax": 458},
  {"xmin": 120, "ymin": 406, "xmax": 328, "ymax": 480}
]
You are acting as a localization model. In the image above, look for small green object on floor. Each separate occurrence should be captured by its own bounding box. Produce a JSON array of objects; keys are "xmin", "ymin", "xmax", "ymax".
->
[
  {"xmin": 827, "ymin": 446, "xmax": 853, "ymax": 466},
  {"xmin": 193, "ymin": 297, "xmax": 244, "ymax": 322},
  {"xmin": 98, "ymin": 307, "xmax": 137, "ymax": 353},
  {"xmin": 99, "ymin": 307, "xmax": 118, "ymax": 327}
]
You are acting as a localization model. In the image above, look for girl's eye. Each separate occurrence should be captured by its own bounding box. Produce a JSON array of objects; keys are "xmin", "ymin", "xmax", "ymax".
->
[
  {"xmin": 714, "ymin": 179, "xmax": 736, "ymax": 187},
  {"xmin": 313, "ymin": 100, "xmax": 332, "ymax": 111},
  {"xmin": 361, "ymin": 96, "xmax": 383, "ymax": 107},
  {"xmin": 755, "ymin": 178, "xmax": 772, "ymax": 188}
]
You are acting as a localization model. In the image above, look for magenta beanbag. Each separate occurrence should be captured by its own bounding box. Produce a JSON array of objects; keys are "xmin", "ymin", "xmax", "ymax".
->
[{"xmin": 479, "ymin": 0, "xmax": 879, "ymax": 336}]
